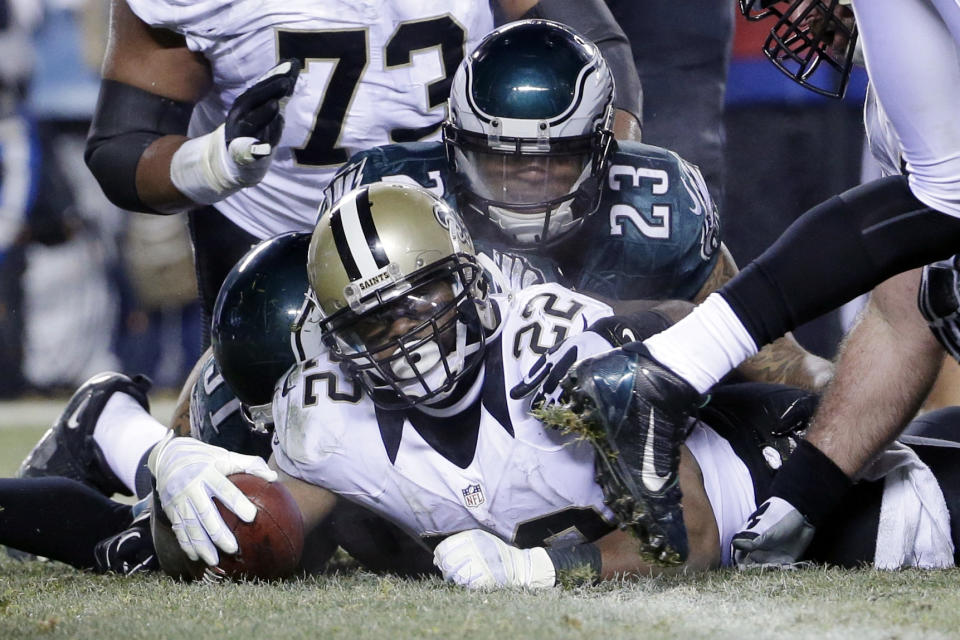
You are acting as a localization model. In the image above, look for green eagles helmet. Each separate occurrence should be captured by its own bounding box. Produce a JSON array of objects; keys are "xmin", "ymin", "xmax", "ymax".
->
[
  {"xmin": 307, "ymin": 182, "xmax": 494, "ymax": 409},
  {"xmin": 443, "ymin": 19, "xmax": 614, "ymax": 247},
  {"xmin": 211, "ymin": 232, "xmax": 310, "ymax": 413}
]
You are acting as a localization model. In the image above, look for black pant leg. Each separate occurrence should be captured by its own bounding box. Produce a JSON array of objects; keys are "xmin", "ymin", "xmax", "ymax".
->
[
  {"xmin": 187, "ymin": 206, "xmax": 260, "ymax": 348},
  {"xmin": 0, "ymin": 477, "xmax": 132, "ymax": 570}
]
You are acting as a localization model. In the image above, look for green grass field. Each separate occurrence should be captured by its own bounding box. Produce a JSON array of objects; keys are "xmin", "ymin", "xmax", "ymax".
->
[{"xmin": 2, "ymin": 399, "xmax": 960, "ymax": 639}]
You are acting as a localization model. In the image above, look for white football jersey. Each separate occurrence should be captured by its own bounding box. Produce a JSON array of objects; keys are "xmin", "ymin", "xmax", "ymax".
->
[
  {"xmin": 852, "ymin": 0, "xmax": 960, "ymax": 218},
  {"xmin": 271, "ymin": 281, "xmax": 619, "ymax": 548},
  {"xmin": 863, "ymin": 83, "xmax": 902, "ymax": 179},
  {"xmin": 126, "ymin": 0, "xmax": 494, "ymax": 238}
]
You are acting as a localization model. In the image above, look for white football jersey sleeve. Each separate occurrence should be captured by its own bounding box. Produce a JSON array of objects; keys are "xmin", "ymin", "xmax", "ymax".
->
[
  {"xmin": 271, "ymin": 283, "xmax": 619, "ymax": 548},
  {"xmin": 852, "ymin": 0, "xmax": 960, "ymax": 218},
  {"xmin": 126, "ymin": 0, "xmax": 494, "ymax": 238},
  {"xmin": 863, "ymin": 84, "xmax": 902, "ymax": 179}
]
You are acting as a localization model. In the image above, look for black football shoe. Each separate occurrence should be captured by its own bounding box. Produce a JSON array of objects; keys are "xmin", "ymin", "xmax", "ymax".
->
[
  {"xmin": 558, "ymin": 342, "xmax": 701, "ymax": 564},
  {"xmin": 94, "ymin": 508, "xmax": 159, "ymax": 575},
  {"xmin": 17, "ymin": 372, "xmax": 152, "ymax": 497}
]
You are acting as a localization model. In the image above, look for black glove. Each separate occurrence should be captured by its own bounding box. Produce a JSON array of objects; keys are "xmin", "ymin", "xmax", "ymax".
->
[
  {"xmin": 225, "ymin": 58, "xmax": 301, "ymax": 157},
  {"xmin": 510, "ymin": 331, "xmax": 614, "ymax": 408},
  {"xmin": 169, "ymin": 58, "xmax": 302, "ymax": 203}
]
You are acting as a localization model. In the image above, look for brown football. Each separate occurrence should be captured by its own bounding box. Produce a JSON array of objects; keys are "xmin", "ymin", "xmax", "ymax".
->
[{"xmin": 214, "ymin": 473, "xmax": 305, "ymax": 580}]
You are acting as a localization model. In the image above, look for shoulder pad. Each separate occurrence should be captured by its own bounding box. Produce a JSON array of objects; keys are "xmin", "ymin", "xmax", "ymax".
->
[
  {"xmin": 126, "ymin": 0, "xmax": 232, "ymax": 39},
  {"xmin": 504, "ymin": 283, "xmax": 613, "ymax": 363},
  {"xmin": 570, "ymin": 141, "xmax": 721, "ymax": 300}
]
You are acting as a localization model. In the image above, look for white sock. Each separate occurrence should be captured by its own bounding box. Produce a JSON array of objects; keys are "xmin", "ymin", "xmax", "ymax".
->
[
  {"xmin": 643, "ymin": 293, "xmax": 759, "ymax": 394},
  {"xmin": 93, "ymin": 393, "xmax": 169, "ymax": 494}
]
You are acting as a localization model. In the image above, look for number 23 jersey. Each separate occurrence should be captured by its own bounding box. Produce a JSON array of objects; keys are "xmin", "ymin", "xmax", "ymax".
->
[
  {"xmin": 271, "ymin": 282, "xmax": 618, "ymax": 548},
  {"xmin": 125, "ymin": 0, "xmax": 494, "ymax": 239},
  {"xmin": 323, "ymin": 139, "xmax": 721, "ymax": 301}
]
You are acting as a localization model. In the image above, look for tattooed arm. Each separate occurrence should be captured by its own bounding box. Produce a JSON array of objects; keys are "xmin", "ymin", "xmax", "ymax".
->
[
  {"xmin": 692, "ymin": 243, "xmax": 739, "ymax": 306},
  {"xmin": 693, "ymin": 244, "xmax": 834, "ymax": 391},
  {"xmin": 736, "ymin": 335, "xmax": 834, "ymax": 391}
]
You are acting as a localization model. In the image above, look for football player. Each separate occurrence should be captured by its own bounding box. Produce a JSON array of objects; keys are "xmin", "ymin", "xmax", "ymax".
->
[
  {"xmin": 9, "ymin": 229, "xmax": 423, "ymax": 577},
  {"xmin": 6, "ymin": 232, "xmax": 314, "ymax": 574},
  {"xmin": 5, "ymin": 183, "xmax": 959, "ymax": 583},
  {"xmin": 548, "ymin": 0, "xmax": 960, "ymax": 567},
  {"xmin": 83, "ymin": 0, "xmax": 642, "ymax": 338},
  {"xmin": 146, "ymin": 183, "xmax": 960, "ymax": 588},
  {"xmin": 320, "ymin": 19, "xmax": 832, "ymax": 392}
]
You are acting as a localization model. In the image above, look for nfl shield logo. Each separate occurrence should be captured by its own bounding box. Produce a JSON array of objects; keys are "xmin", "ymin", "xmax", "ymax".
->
[{"xmin": 461, "ymin": 483, "xmax": 485, "ymax": 508}]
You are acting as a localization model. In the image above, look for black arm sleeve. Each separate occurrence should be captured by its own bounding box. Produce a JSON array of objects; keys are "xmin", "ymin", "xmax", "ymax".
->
[
  {"xmin": 520, "ymin": 0, "xmax": 642, "ymax": 122},
  {"xmin": 84, "ymin": 80, "xmax": 194, "ymax": 214},
  {"xmin": 722, "ymin": 175, "xmax": 960, "ymax": 347}
]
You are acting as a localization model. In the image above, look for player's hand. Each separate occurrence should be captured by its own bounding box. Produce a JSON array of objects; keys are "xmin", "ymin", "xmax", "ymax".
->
[
  {"xmin": 509, "ymin": 330, "xmax": 613, "ymax": 408},
  {"xmin": 223, "ymin": 59, "xmax": 301, "ymax": 181},
  {"xmin": 730, "ymin": 497, "xmax": 815, "ymax": 568},
  {"xmin": 170, "ymin": 59, "xmax": 301, "ymax": 204},
  {"xmin": 147, "ymin": 433, "xmax": 278, "ymax": 566},
  {"xmin": 433, "ymin": 530, "xmax": 556, "ymax": 589}
]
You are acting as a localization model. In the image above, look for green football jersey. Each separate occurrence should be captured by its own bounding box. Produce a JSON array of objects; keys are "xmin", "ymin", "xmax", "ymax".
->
[{"xmin": 321, "ymin": 139, "xmax": 720, "ymax": 301}]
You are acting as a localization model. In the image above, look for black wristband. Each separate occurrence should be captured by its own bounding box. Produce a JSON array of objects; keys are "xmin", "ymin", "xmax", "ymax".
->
[
  {"xmin": 588, "ymin": 310, "xmax": 673, "ymax": 345},
  {"xmin": 545, "ymin": 542, "xmax": 602, "ymax": 587},
  {"xmin": 768, "ymin": 439, "xmax": 852, "ymax": 527}
]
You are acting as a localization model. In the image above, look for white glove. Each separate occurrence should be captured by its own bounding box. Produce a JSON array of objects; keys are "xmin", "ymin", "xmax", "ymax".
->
[
  {"xmin": 170, "ymin": 59, "xmax": 300, "ymax": 204},
  {"xmin": 509, "ymin": 330, "xmax": 614, "ymax": 408},
  {"xmin": 433, "ymin": 530, "xmax": 556, "ymax": 590},
  {"xmin": 730, "ymin": 497, "xmax": 815, "ymax": 568},
  {"xmin": 147, "ymin": 433, "xmax": 278, "ymax": 566}
]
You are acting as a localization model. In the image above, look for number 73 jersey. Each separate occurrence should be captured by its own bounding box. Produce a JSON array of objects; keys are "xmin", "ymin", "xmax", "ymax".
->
[
  {"xmin": 271, "ymin": 282, "xmax": 618, "ymax": 549},
  {"xmin": 126, "ymin": 0, "xmax": 493, "ymax": 239}
]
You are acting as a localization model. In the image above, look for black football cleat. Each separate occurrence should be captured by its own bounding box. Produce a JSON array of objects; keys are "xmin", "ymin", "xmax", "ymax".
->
[
  {"xmin": 18, "ymin": 372, "xmax": 152, "ymax": 497},
  {"xmin": 94, "ymin": 508, "xmax": 159, "ymax": 575},
  {"xmin": 558, "ymin": 342, "xmax": 701, "ymax": 564}
]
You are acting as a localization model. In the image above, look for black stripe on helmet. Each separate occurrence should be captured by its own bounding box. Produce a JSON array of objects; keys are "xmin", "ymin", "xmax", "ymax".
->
[
  {"xmin": 356, "ymin": 187, "xmax": 390, "ymax": 269},
  {"xmin": 330, "ymin": 212, "xmax": 362, "ymax": 281}
]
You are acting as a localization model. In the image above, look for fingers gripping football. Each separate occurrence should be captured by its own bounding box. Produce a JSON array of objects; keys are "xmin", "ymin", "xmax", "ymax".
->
[
  {"xmin": 169, "ymin": 59, "xmax": 301, "ymax": 204},
  {"xmin": 433, "ymin": 530, "xmax": 555, "ymax": 590},
  {"xmin": 148, "ymin": 433, "xmax": 278, "ymax": 566}
]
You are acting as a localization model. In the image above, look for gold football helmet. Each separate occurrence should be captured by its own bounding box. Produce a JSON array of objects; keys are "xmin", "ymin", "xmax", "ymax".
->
[{"xmin": 307, "ymin": 182, "xmax": 494, "ymax": 408}]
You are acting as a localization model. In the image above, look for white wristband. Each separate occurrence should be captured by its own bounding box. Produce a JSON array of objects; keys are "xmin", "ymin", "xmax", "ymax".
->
[
  {"xmin": 170, "ymin": 125, "xmax": 240, "ymax": 205},
  {"xmin": 527, "ymin": 546, "xmax": 558, "ymax": 588},
  {"xmin": 170, "ymin": 125, "xmax": 272, "ymax": 205}
]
